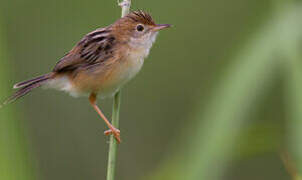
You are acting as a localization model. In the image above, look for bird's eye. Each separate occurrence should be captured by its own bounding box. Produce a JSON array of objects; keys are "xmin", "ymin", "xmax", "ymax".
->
[{"xmin": 136, "ymin": 24, "xmax": 144, "ymax": 32}]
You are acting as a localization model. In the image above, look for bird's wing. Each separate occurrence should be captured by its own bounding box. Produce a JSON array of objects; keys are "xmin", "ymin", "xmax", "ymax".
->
[{"xmin": 53, "ymin": 28, "xmax": 116, "ymax": 73}]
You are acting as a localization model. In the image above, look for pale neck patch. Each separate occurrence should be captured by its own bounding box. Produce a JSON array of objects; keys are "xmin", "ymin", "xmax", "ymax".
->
[{"xmin": 129, "ymin": 32, "xmax": 158, "ymax": 58}]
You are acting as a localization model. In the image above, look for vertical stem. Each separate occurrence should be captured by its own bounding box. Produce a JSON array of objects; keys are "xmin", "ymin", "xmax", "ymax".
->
[
  {"xmin": 106, "ymin": 91, "xmax": 121, "ymax": 180},
  {"xmin": 120, "ymin": 0, "xmax": 131, "ymax": 17},
  {"xmin": 106, "ymin": 1, "xmax": 131, "ymax": 180}
]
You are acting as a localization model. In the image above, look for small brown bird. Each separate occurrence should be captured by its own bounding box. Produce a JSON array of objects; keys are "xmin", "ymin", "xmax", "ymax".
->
[{"xmin": 2, "ymin": 10, "xmax": 170, "ymax": 143}]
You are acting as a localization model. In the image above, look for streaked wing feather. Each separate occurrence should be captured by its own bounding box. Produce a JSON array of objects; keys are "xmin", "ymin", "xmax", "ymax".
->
[{"xmin": 53, "ymin": 28, "xmax": 115, "ymax": 73}]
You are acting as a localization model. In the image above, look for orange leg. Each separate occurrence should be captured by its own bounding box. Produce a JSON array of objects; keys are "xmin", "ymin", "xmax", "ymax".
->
[{"xmin": 89, "ymin": 93, "xmax": 121, "ymax": 143}]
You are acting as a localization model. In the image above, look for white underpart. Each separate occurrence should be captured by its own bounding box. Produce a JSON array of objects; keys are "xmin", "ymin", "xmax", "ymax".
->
[
  {"xmin": 44, "ymin": 76, "xmax": 81, "ymax": 97},
  {"xmin": 129, "ymin": 32, "xmax": 158, "ymax": 58}
]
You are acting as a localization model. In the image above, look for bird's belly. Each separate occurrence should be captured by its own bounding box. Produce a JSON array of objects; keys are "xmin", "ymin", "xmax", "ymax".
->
[
  {"xmin": 69, "ymin": 55, "xmax": 145, "ymax": 98},
  {"xmin": 98, "ymin": 56, "xmax": 144, "ymax": 97}
]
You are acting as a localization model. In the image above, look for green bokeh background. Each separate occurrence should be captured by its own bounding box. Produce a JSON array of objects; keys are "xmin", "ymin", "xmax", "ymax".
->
[{"xmin": 0, "ymin": 0, "xmax": 302, "ymax": 179}]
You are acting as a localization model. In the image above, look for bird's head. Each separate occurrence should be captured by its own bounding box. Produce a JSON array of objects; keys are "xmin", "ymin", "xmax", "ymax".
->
[{"xmin": 112, "ymin": 10, "xmax": 171, "ymax": 49}]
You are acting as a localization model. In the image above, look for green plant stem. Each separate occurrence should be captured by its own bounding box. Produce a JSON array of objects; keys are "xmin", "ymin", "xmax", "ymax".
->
[
  {"xmin": 106, "ymin": 1, "xmax": 131, "ymax": 180},
  {"xmin": 106, "ymin": 90, "xmax": 121, "ymax": 180},
  {"xmin": 120, "ymin": 0, "xmax": 131, "ymax": 18}
]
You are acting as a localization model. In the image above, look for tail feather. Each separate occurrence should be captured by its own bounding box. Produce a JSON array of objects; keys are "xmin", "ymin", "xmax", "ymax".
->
[
  {"xmin": 13, "ymin": 74, "xmax": 49, "ymax": 89},
  {"xmin": 3, "ymin": 83, "xmax": 42, "ymax": 106},
  {"xmin": 1, "ymin": 73, "xmax": 52, "ymax": 108}
]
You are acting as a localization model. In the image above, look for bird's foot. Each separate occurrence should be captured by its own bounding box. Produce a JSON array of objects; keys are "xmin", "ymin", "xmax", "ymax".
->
[{"xmin": 104, "ymin": 128, "xmax": 121, "ymax": 143}]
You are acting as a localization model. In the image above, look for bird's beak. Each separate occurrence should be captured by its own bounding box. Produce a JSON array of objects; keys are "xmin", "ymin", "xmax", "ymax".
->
[{"xmin": 153, "ymin": 24, "xmax": 171, "ymax": 31}]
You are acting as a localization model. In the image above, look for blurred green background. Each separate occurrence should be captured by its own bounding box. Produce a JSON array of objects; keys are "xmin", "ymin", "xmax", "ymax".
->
[{"xmin": 1, "ymin": 0, "xmax": 302, "ymax": 179}]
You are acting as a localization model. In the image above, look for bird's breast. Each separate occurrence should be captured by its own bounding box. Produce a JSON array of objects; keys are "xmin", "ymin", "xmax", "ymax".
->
[
  {"xmin": 113, "ymin": 47, "xmax": 147, "ymax": 85},
  {"xmin": 92, "ymin": 47, "xmax": 147, "ymax": 98}
]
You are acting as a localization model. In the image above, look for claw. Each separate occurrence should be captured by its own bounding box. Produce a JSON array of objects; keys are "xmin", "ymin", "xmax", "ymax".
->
[{"xmin": 104, "ymin": 128, "xmax": 121, "ymax": 143}]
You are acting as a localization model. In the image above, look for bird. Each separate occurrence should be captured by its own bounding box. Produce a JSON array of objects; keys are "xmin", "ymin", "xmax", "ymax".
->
[{"xmin": 1, "ymin": 10, "xmax": 171, "ymax": 143}]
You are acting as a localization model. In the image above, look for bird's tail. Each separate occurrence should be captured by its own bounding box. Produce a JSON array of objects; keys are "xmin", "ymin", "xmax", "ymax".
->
[{"xmin": 1, "ymin": 73, "xmax": 53, "ymax": 108}]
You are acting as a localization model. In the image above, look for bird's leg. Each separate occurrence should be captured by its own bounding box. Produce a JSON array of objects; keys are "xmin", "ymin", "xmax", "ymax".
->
[{"xmin": 89, "ymin": 93, "xmax": 121, "ymax": 143}]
